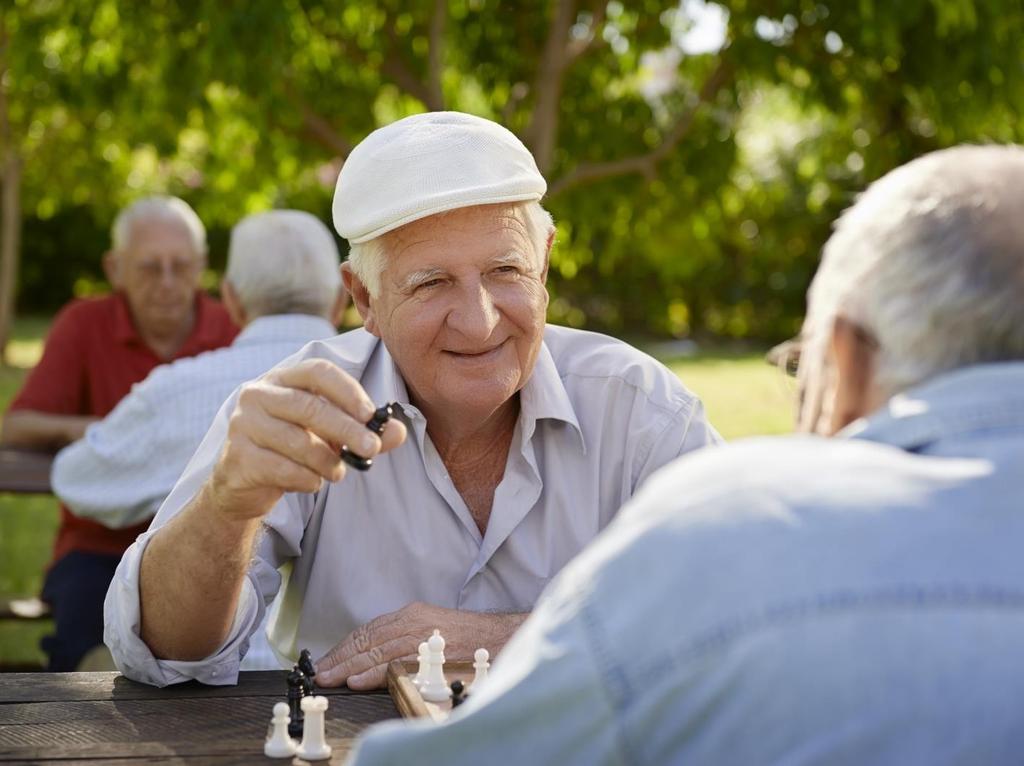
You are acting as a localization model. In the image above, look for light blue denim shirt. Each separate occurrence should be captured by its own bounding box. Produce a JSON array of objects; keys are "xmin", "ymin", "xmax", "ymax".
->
[{"xmin": 348, "ymin": 362, "xmax": 1024, "ymax": 766}]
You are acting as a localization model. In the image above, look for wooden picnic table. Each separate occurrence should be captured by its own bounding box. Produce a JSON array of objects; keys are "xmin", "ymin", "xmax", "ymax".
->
[
  {"xmin": 0, "ymin": 670, "xmax": 399, "ymax": 763},
  {"xmin": 0, "ymin": 447, "xmax": 54, "ymax": 495}
]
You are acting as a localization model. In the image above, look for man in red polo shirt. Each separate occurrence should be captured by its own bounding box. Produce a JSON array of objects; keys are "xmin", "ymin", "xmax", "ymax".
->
[{"xmin": 1, "ymin": 195, "xmax": 238, "ymax": 671}]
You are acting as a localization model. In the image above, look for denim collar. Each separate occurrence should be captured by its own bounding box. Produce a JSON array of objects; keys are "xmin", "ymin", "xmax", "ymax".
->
[{"xmin": 843, "ymin": 362, "xmax": 1024, "ymax": 451}]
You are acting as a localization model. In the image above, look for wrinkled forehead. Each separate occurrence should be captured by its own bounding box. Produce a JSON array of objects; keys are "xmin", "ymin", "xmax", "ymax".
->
[
  {"xmin": 383, "ymin": 203, "xmax": 534, "ymax": 262},
  {"xmin": 120, "ymin": 215, "xmax": 202, "ymax": 259}
]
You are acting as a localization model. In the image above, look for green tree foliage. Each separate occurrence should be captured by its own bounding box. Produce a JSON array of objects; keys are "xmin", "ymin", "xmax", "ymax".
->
[{"xmin": 5, "ymin": 0, "xmax": 1024, "ymax": 341}]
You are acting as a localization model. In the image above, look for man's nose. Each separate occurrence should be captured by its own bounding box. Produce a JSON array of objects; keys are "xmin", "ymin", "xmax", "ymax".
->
[
  {"xmin": 447, "ymin": 281, "xmax": 500, "ymax": 341},
  {"xmin": 157, "ymin": 261, "xmax": 178, "ymax": 288}
]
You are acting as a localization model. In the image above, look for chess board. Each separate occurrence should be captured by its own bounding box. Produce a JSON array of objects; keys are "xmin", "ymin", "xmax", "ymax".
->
[{"xmin": 386, "ymin": 659, "xmax": 476, "ymax": 722}]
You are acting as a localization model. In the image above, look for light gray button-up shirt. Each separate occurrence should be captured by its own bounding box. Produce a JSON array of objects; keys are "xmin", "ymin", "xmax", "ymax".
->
[{"xmin": 105, "ymin": 324, "xmax": 720, "ymax": 686}]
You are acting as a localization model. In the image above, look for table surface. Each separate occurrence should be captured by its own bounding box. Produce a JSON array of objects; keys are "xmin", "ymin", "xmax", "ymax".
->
[
  {"xmin": 0, "ymin": 447, "xmax": 54, "ymax": 494},
  {"xmin": 0, "ymin": 670, "xmax": 399, "ymax": 764}
]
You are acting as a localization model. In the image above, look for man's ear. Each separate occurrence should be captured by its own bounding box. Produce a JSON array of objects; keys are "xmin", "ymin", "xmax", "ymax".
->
[
  {"xmin": 102, "ymin": 251, "xmax": 122, "ymax": 289},
  {"xmin": 539, "ymin": 228, "xmax": 555, "ymax": 284},
  {"xmin": 341, "ymin": 262, "xmax": 380, "ymax": 336},
  {"xmin": 220, "ymin": 279, "xmax": 247, "ymax": 327},
  {"xmin": 828, "ymin": 315, "xmax": 880, "ymax": 434},
  {"xmin": 329, "ymin": 281, "xmax": 350, "ymax": 327}
]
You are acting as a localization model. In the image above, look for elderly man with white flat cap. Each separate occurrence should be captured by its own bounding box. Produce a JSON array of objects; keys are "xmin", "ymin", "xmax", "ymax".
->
[{"xmin": 105, "ymin": 112, "xmax": 719, "ymax": 688}]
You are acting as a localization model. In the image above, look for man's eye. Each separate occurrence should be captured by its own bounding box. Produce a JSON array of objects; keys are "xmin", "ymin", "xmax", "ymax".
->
[
  {"xmin": 495, "ymin": 266, "xmax": 518, "ymax": 275},
  {"xmin": 418, "ymin": 279, "xmax": 444, "ymax": 290}
]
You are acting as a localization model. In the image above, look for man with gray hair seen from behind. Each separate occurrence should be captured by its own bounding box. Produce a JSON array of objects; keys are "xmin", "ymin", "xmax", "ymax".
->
[
  {"xmin": 104, "ymin": 111, "xmax": 720, "ymax": 688},
  {"xmin": 2, "ymin": 196, "xmax": 238, "ymax": 672},
  {"xmin": 345, "ymin": 144, "xmax": 1024, "ymax": 765},
  {"xmin": 52, "ymin": 210, "xmax": 345, "ymax": 670}
]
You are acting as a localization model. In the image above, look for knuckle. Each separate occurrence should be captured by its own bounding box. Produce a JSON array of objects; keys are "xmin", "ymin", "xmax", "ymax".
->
[
  {"xmin": 352, "ymin": 625, "xmax": 373, "ymax": 655},
  {"xmin": 283, "ymin": 425, "xmax": 309, "ymax": 456},
  {"xmin": 366, "ymin": 645, "xmax": 386, "ymax": 667},
  {"xmin": 236, "ymin": 381, "xmax": 262, "ymax": 410},
  {"xmin": 296, "ymin": 392, "xmax": 324, "ymax": 424}
]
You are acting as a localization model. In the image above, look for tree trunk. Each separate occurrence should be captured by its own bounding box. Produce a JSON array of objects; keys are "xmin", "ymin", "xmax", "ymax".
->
[{"xmin": 0, "ymin": 152, "xmax": 21, "ymax": 365}]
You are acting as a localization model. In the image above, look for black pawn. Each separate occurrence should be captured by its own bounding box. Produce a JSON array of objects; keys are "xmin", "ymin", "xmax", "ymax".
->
[
  {"xmin": 286, "ymin": 665, "xmax": 306, "ymax": 738},
  {"xmin": 450, "ymin": 679, "xmax": 466, "ymax": 708},
  {"xmin": 340, "ymin": 403, "xmax": 396, "ymax": 471}
]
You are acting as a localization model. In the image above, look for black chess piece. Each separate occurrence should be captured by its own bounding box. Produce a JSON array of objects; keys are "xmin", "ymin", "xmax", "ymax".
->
[
  {"xmin": 298, "ymin": 648, "xmax": 317, "ymax": 690},
  {"xmin": 450, "ymin": 679, "xmax": 466, "ymax": 708},
  {"xmin": 286, "ymin": 665, "xmax": 306, "ymax": 738},
  {"xmin": 340, "ymin": 403, "xmax": 396, "ymax": 471}
]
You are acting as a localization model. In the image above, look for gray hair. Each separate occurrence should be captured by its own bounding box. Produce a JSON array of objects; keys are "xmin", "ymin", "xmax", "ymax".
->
[
  {"xmin": 804, "ymin": 144, "xmax": 1024, "ymax": 398},
  {"xmin": 347, "ymin": 201, "xmax": 554, "ymax": 298},
  {"xmin": 111, "ymin": 195, "xmax": 207, "ymax": 255},
  {"xmin": 226, "ymin": 210, "xmax": 341, "ymax": 318}
]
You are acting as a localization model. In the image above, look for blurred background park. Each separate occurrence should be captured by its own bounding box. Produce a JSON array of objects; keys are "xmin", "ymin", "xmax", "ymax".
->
[{"xmin": 0, "ymin": 0, "xmax": 1021, "ymax": 666}]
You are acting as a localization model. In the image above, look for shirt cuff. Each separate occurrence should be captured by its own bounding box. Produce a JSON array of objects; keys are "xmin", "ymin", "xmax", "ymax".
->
[{"xmin": 104, "ymin": 530, "xmax": 263, "ymax": 687}]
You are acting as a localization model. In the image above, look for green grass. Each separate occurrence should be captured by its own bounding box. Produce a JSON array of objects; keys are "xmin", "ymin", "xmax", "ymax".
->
[
  {"xmin": 0, "ymin": 321, "xmax": 59, "ymax": 668},
  {"xmin": 663, "ymin": 351, "xmax": 795, "ymax": 440},
  {"xmin": 0, "ymin": 318, "xmax": 796, "ymax": 668}
]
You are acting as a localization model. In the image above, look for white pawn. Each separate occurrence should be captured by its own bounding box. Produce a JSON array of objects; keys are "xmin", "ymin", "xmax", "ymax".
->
[
  {"xmin": 413, "ymin": 640, "xmax": 429, "ymax": 689},
  {"xmin": 264, "ymin": 702, "xmax": 297, "ymax": 759},
  {"xmin": 472, "ymin": 647, "xmax": 490, "ymax": 689},
  {"xmin": 419, "ymin": 629, "xmax": 451, "ymax": 703},
  {"xmin": 295, "ymin": 695, "xmax": 332, "ymax": 761}
]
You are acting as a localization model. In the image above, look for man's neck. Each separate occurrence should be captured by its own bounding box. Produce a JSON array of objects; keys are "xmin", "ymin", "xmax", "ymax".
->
[
  {"xmin": 421, "ymin": 396, "xmax": 520, "ymax": 536},
  {"xmin": 139, "ymin": 314, "xmax": 197, "ymax": 361},
  {"xmin": 423, "ymin": 395, "xmax": 520, "ymax": 463}
]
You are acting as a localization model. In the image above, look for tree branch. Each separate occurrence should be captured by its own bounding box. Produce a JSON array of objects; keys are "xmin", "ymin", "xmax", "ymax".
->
[
  {"xmin": 523, "ymin": 0, "xmax": 577, "ymax": 174},
  {"xmin": 280, "ymin": 78, "xmax": 354, "ymax": 158},
  {"xmin": 426, "ymin": 0, "xmax": 446, "ymax": 111},
  {"xmin": 382, "ymin": 14, "xmax": 444, "ymax": 111},
  {"xmin": 566, "ymin": 0, "xmax": 607, "ymax": 64},
  {"xmin": 548, "ymin": 57, "xmax": 732, "ymax": 197},
  {"xmin": 299, "ymin": 106, "xmax": 354, "ymax": 157}
]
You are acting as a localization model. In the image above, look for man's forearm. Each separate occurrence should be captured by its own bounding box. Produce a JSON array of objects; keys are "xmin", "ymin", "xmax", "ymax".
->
[
  {"xmin": 139, "ymin": 481, "xmax": 263, "ymax": 661},
  {"xmin": 1, "ymin": 411, "xmax": 96, "ymax": 449}
]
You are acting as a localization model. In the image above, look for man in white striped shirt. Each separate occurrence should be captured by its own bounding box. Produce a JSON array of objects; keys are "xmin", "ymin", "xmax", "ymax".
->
[{"xmin": 52, "ymin": 210, "xmax": 346, "ymax": 667}]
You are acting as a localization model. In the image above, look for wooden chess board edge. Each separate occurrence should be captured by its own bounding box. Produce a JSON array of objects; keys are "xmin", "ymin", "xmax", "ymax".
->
[{"xmin": 386, "ymin": 660, "xmax": 431, "ymax": 719}]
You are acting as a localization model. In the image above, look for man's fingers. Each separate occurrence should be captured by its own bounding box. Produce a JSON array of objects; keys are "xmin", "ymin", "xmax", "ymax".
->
[
  {"xmin": 221, "ymin": 442, "xmax": 328, "ymax": 496},
  {"xmin": 242, "ymin": 409, "xmax": 346, "ymax": 481},
  {"xmin": 249, "ymin": 385, "xmax": 382, "ymax": 460},
  {"xmin": 272, "ymin": 359, "xmax": 376, "ymax": 421},
  {"xmin": 378, "ymin": 419, "xmax": 407, "ymax": 454},
  {"xmin": 346, "ymin": 664, "xmax": 389, "ymax": 691},
  {"xmin": 316, "ymin": 634, "xmax": 415, "ymax": 686}
]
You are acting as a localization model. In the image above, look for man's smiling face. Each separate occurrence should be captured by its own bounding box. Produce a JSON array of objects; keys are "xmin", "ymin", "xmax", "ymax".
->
[{"xmin": 361, "ymin": 203, "xmax": 550, "ymax": 422}]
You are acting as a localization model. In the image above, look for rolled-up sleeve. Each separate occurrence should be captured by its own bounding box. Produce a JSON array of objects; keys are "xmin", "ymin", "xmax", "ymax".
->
[
  {"xmin": 103, "ymin": 528, "xmax": 267, "ymax": 686},
  {"xmin": 102, "ymin": 388, "xmax": 293, "ymax": 686}
]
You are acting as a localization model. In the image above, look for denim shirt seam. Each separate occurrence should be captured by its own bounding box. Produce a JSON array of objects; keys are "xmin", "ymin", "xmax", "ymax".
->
[{"xmin": 579, "ymin": 600, "xmax": 648, "ymax": 766}]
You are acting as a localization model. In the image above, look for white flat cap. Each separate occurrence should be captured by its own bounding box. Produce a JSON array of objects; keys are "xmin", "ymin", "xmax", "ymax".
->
[{"xmin": 332, "ymin": 111, "xmax": 547, "ymax": 244}]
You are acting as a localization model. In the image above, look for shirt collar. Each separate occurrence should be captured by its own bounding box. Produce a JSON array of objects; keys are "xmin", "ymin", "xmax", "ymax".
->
[
  {"xmin": 359, "ymin": 335, "xmax": 585, "ymax": 449},
  {"xmin": 518, "ymin": 340, "xmax": 585, "ymax": 450},
  {"xmin": 233, "ymin": 314, "xmax": 337, "ymax": 347},
  {"xmin": 843, "ymin": 362, "xmax": 1024, "ymax": 451}
]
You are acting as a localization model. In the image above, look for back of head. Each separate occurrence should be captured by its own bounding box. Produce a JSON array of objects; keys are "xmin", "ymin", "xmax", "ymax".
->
[
  {"xmin": 226, "ymin": 210, "xmax": 341, "ymax": 319},
  {"xmin": 806, "ymin": 144, "xmax": 1024, "ymax": 397},
  {"xmin": 112, "ymin": 195, "xmax": 207, "ymax": 255}
]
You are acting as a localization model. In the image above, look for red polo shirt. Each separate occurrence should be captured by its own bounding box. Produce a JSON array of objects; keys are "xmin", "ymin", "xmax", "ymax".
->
[{"xmin": 9, "ymin": 291, "xmax": 238, "ymax": 564}]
